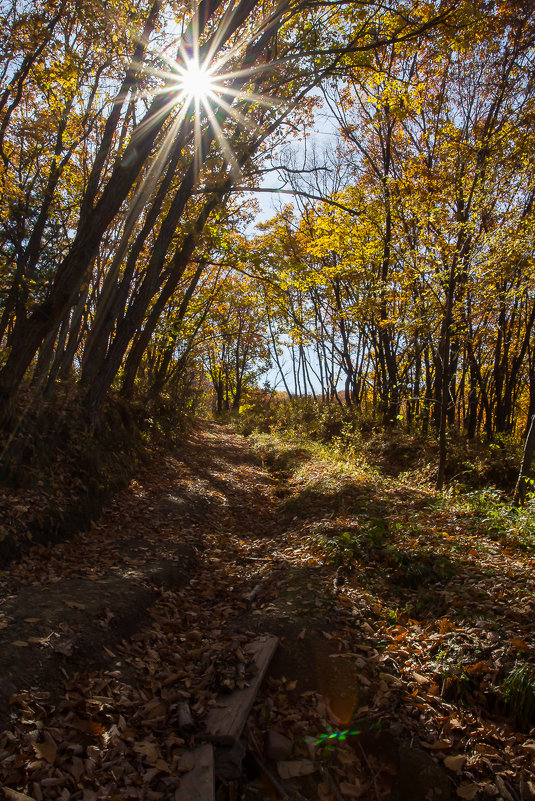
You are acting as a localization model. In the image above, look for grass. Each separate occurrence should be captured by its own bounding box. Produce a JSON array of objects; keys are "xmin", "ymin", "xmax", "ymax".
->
[
  {"xmin": 251, "ymin": 423, "xmax": 535, "ymax": 554},
  {"xmin": 502, "ymin": 663, "xmax": 535, "ymax": 728}
]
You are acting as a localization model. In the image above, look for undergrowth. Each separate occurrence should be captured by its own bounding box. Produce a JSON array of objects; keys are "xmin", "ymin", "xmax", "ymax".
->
[
  {"xmin": 244, "ymin": 410, "xmax": 535, "ymax": 736},
  {"xmin": 0, "ymin": 385, "xmax": 197, "ymax": 564},
  {"xmin": 234, "ymin": 397, "xmax": 522, "ymax": 492},
  {"xmin": 502, "ymin": 664, "xmax": 535, "ymax": 728},
  {"xmin": 244, "ymin": 401, "xmax": 535, "ymax": 558}
]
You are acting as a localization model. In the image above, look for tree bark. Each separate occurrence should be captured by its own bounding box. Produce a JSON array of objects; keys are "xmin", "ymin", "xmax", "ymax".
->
[{"xmin": 513, "ymin": 414, "xmax": 535, "ymax": 506}]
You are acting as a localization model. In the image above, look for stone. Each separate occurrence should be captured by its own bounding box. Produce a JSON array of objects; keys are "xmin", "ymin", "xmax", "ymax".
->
[{"xmin": 265, "ymin": 730, "xmax": 293, "ymax": 761}]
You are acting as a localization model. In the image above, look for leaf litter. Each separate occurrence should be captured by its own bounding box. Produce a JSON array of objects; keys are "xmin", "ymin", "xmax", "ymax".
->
[{"xmin": 0, "ymin": 423, "xmax": 534, "ymax": 800}]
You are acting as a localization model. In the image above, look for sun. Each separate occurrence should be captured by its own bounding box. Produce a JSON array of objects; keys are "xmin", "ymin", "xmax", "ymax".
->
[
  {"xmin": 177, "ymin": 58, "xmax": 216, "ymax": 102},
  {"xmin": 127, "ymin": 18, "xmax": 278, "ymax": 191}
]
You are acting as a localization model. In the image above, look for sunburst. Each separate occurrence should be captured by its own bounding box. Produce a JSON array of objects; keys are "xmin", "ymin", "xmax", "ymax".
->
[
  {"xmin": 176, "ymin": 57, "xmax": 218, "ymax": 102},
  {"xmin": 129, "ymin": 3, "xmax": 280, "ymax": 189},
  {"xmin": 111, "ymin": 0, "xmax": 283, "ymax": 274}
]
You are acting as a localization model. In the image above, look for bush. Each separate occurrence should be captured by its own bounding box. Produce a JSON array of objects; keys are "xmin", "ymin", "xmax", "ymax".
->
[{"xmin": 464, "ymin": 487, "xmax": 535, "ymax": 549}]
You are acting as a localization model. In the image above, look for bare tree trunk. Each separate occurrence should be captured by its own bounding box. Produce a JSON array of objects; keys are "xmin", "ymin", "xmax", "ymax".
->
[{"xmin": 514, "ymin": 414, "xmax": 535, "ymax": 506}]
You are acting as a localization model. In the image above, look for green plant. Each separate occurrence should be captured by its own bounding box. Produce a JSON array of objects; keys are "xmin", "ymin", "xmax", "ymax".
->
[
  {"xmin": 319, "ymin": 530, "xmax": 362, "ymax": 566},
  {"xmin": 502, "ymin": 664, "xmax": 535, "ymax": 728},
  {"xmin": 465, "ymin": 488, "xmax": 535, "ymax": 549},
  {"xmin": 361, "ymin": 517, "xmax": 387, "ymax": 548}
]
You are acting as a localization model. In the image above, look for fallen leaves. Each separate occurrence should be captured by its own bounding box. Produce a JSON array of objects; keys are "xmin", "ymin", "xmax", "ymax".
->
[
  {"xmin": 444, "ymin": 754, "xmax": 467, "ymax": 771},
  {"xmin": 2, "ymin": 424, "xmax": 535, "ymax": 801},
  {"xmin": 2, "ymin": 789, "xmax": 36, "ymax": 801},
  {"xmin": 456, "ymin": 782, "xmax": 479, "ymax": 800}
]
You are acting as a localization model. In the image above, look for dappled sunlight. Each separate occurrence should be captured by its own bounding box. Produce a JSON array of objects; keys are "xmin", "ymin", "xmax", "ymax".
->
[{"xmin": 251, "ymin": 425, "xmax": 535, "ymax": 779}]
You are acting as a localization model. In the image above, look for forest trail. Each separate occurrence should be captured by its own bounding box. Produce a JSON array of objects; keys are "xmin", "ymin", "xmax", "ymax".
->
[
  {"xmin": 0, "ymin": 423, "xmax": 533, "ymax": 800},
  {"xmin": 0, "ymin": 422, "xmax": 375, "ymax": 800}
]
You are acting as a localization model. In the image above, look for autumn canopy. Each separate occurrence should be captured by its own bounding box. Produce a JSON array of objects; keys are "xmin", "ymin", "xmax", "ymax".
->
[{"xmin": 0, "ymin": 0, "xmax": 534, "ymax": 493}]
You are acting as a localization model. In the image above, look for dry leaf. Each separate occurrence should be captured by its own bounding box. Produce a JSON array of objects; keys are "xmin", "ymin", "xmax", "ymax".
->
[
  {"xmin": 277, "ymin": 760, "xmax": 316, "ymax": 779},
  {"xmin": 474, "ymin": 744, "xmax": 499, "ymax": 757},
  {"xmin": 69, "ymin": 756, "xmax": 84, "ymax": 780},
  {"xmin": 510, "ymin": 639, "xmax": 528, "ymax": 650},
  {"xmin": 52, "ymin": 639, "xmax": 73, "ymax": 656},
  {"xmin": 12, "ymin": 640, "xmax": 29, "ymax": 647},
  {"xmin": 444, "ymin": 755, "xmax": 466, "ymax": 772},
  {"xmin": 2, "ymin": 790, "xmax": 36, "ymax": 801},
  {"xmin": 339, "ymin": 780, "xmax": 363, "ymax": 798},
  {"xmin": 70, "ymin": 718, "xmax": 105, "ymax": 737},
  {"xmin": 456, "ymin": 782, "xmax": 478, "ymax": 800},
  {"xmin": 337, "ymin": 747, "xmax": 358, "ymax": 765},
  {"xmin": 465, "ymin": 661, "xmax": 489, "ymax": 675},
  {"xmin": 133, "ymin": 740, "xmax": 160, "ymax": 764},
  {"xmin": 318, "ymin": 780, "xmax": 334, "ymax": 801},
  {"xmin": 422, "ymin": 740, "xmax": 451, "ymax": 750},
  {"xmin": 178, "ymin": 752, "xmax": 195, "ymax": 772},
  {"xmin": 412, "ymin": 671, "xmax": 429, "ymax": 685},
  {"xmin": 33, "ymin": 740, "xmax": 57, "ymax": 764},
  {"xmin": 496, "ymin": 775, "xmax": 516, "ymax": 801},
  {"xmin": 439, "ymin": 618, "xmax": 456, "ymax": 634},
  {"xmin": 142, "ymin": 700, "xmax": 166, "ymax": 721}
]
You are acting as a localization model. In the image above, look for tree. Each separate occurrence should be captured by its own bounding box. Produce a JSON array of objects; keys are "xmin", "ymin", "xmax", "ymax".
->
[{"xmin": 0, "ymin": 0, "xmax": 460, "ymax": 427}]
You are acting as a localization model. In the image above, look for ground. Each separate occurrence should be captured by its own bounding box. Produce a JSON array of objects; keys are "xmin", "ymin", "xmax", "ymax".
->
[{"xmin": 0, "ymin": 422, "xmax": 534, "ymax": 801}]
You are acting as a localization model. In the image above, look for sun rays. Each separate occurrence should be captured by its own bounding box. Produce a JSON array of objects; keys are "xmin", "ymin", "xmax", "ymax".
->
[
  {"xmin": 127, "ymin": 0, "xmax": 281, "ymax": 191},
  {"xmin": 176, "ymin": 57, "xmax": 217, "ymax": 102}
]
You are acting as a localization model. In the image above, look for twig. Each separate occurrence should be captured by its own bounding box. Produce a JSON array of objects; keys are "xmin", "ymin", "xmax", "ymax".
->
[
  {"xmin": 356, "ymin": 739, "xmax": 381, "ymax": 801},
  {"xmin": 249, "ymin": 751, "xmax": 291, "ymax": 800},
  {"xmin": 320, "ymin": 765, "xmax": 344, "ymax": 801}
]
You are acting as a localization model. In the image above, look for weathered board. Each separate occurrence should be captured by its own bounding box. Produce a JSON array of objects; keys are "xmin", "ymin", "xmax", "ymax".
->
[
  {"xmin": 203, "ymin": 635, "xmax": 278, "ymax": 745},
  {"xmin": 175, "ymin": 743, "xmax": 214, "ymax": 801}
]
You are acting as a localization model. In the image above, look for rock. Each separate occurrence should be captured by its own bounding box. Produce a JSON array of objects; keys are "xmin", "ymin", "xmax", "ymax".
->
[
  {"xmin": 265, "ymin": 730, "xmax": 293, "ymax": 761},
  {"xmin": 277, "ymin": 759, "xmax": 316, "ymax": 779}
]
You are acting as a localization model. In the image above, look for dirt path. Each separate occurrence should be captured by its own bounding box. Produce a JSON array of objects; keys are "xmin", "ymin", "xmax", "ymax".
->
[{"xmin": 0, "ymin": 423, "xmax": 488, "ymax": 800}]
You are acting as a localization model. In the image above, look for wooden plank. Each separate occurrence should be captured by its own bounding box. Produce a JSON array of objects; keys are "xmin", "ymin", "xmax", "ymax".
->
[
  {"xmin": 175, "ymin": 744, "xmax": 214, "ymax": 801},
  {"xmin": 204, "ymin": 635, "xmax": 278, "ymax": 745}
]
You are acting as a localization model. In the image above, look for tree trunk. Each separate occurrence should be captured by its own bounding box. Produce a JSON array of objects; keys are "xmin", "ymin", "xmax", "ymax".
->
[{"xmin": 513, "ymin": 414, "xmax": 535, "ymax": 506}]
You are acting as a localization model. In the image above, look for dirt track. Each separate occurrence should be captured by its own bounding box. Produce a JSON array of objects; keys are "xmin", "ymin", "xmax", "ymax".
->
[{"xmin": 0, "ymin": 423, "xmax": 476, "ymax": 800}]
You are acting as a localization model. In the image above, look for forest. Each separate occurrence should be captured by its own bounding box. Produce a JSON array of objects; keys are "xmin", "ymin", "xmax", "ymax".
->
[
  {"xmin": 0, "ymin": 0, "xmax": 535, "ymax": 496},
  {"xmin": 1, "ymin": 0, "xmax": 535, "ymax": 799}
]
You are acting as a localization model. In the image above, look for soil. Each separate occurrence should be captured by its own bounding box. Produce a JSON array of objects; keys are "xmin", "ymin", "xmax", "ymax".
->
[{"xmin": 0, "ymin": 422, "xmax": 499, "ymax": 800}]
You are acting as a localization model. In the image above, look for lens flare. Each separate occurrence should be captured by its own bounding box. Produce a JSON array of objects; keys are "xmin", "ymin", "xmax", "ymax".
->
[
  {"xmin": 178, "ymin": 59, "xmax": 216, "ymax": 101},
  {"xmin": 314, "ymin": 729, "xmax": 360, "ymax": 746},
  {"xmin": 122, "ymin": 2, "xmax": 282, "ymax": 220}
]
